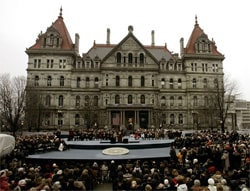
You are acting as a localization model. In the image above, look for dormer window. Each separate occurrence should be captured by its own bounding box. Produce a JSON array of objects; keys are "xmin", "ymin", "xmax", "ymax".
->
[{"xmin": 195, "ymin": 35, "xmax": 211, "ymax": 53}]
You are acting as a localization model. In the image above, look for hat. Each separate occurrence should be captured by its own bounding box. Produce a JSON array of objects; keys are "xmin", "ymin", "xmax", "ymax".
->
[
  {"xmin": 18, "ymin": 179, "xmax": 27, "ymax": 187},
  {"xmin": 194, "ymin": 179, "xmax": 200, "ymax": 185},
  {"xmin": 208, "ymin": 178, "xmax": 215, "ymax": 185},
  {"xmin": 193, "ymin": 158, "xmax": 198, "ymax": 164},
  {"xmin": 111, "ymin": 160, "xmax": 115, "ymax": 163},
  {"xmin": 0, "ymin": 169, "xmax": 7, "ymax": 177},
  {"xmin": 164, "ymin": 179, "xmax": 169, "ymax": 185},
  {"xmin": 52, "ymin": 181, "xmax": 61, "ymax": 189},
  {"xmin": 57, "ymin": 169, "xmax": 63, "ymax": 175},
  {"xmin": 53, "ymin": 163, "xmax": 57, "ymax": 168}
]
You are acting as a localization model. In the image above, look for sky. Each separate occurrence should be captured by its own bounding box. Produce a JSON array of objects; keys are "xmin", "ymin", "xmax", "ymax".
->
[{"xmin": 0, "ymin": 0, "xmax": 249, "ymax": 100}]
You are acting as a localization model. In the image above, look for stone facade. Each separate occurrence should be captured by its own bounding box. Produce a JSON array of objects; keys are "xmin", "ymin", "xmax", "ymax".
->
[{"xmin": 25, "ymin": 10, "xmax": 224, "ymax": 131}]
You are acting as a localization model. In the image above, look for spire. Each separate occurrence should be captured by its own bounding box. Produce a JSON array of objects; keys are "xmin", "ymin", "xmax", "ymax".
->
[
  {"xmin": 59, "ymin": 6, "xmax": 63, "ymax": 18},
  {"xmin": 195, "ymin": 15, "xmax": 198, "ymax": 26}
]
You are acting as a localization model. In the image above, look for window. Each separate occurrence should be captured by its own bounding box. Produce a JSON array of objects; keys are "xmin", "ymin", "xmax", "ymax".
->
[
  {"xmin": 34, "ymin": 59, "xmax": 37, "ymax": 68},
  {"xmin": 139, "ymin": 53, "xmax": 144, "ymax": 64},
  {"xmin": 141, "ymin": 76, "xmax": 145, "ymax": 87},
  {"xmin": 170, "ymin": 114, "xmax": 175, "ymax": 124},
  {"xmin": 94, "ymin": 77, "xmax": 99, "ymax": 88},
  {"xmin": 58, "ymin": 95, "xmax": 63, "ymax": 106},
  {"xmin": 60, "ymin": 76, "xmax": 64, "ymax": 87},
  {"xmin": 58, "ymin": 112, "xmax": 63, "ymax": 126},
  {"xmin": 115, "ymin": 95, "xmax": 120, "ymax": 104},
  {"xmin": 212, "ymin": 64, "xmax": 218, "ymax": 72},
  {"xmin": 116, "ymin": 52, "xmax": 122, "ymax": 63},
  {"xmin": 193, "ymin": 96, "xmax": 198, "ymax": 106},
  {"xmin": 192, "ymin": 78, "xmax": 196, "ymax": 88},
  {"xmin": 128, "ymin": 76, "xmax": 132, "ymax": 87},
  {"xmin": 203, "ymin": 78, "xmax": 207, "ymax": 88},
  {"xmin": 202, "ymin": 63, "xmax": 208, "ymax": 72},
  {"xmin": 86, "ymin": 77, "xmax": 90, "ymax": 88},
  {"xmin": 141, "ymin": 95, "xmax": 145, "ymax": 104},
  {"xmin": 178, "ymin": 96, "xmax": 182, "ymax": 106},
  {"xmin": 47, "ymin": 76, "xmax": 52, "ymax": 86},
  {"xmin": 128, "ymin": 95, "xmax": 133, "ymax": 104},
  {"xmin": 93, "ymin": 96, "xmax": 98, "ymax": 106},
  {"xmin": 161, "ymin": 96, "xmax": 166, "ymax": 106},
  {"xmin": 85, "ymin": 96, "xmax": 90, "ymax": 106},
  {"xmin": 161, "ymin": 78, "xmax": 165, "ymax": 88},
  {"xmin": 191, "ymin": 63, "xmax": 197, "ymax": 71},
  {"xmin": 170, "ymin": 96, "xmax": 174, "ymax": 106},
  {"xmin": 116, "ymin": 76, "xmax": 120, "ymax": 87},
  {"xmin": 45, "ymin": 95, "xmax": 51, "ymax": 106},
  {"xmin": 128, "ymin": 53, "xmax": 133, "ymax": 64},
  {"xmin": 76, "ymin": 77, "xmax": 81, "ymax": 88},
  {"xmin": 204, "ymin": 96, "xmax": 208, "ymax": 106},
  {"xmin": 50, "ymin": 34, "xmax": 54, "ymax": 45},
  {"xmin": 169, "ymin": 78, "xmax": 174, "ymax": 89},
  {"xmin": 75, "ymin": 114, "xmax": 80, "ymax": 125},
  {"xmin": 214, "ymin": 78, "xmax": 218, "ymax": 88},
  {"xmin": 178, "ymin": 78, "xmax": 182, "ymax": 89},
  {"xmin": 178, "ymin": 114, "xmax": 183, "ymax": 124},
  {"xmin": 76, "ymin": 96, "xmax": 80, "ymax": 107},
  {"xmin": 34, "ymin": 76, "xmax": 39, "ymax": 86}
]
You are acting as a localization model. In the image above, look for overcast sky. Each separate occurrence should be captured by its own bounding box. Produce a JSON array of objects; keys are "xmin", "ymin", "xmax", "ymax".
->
[{"xmin": 1, "ymin": 0, "xmax": 249, "ymax": 100}]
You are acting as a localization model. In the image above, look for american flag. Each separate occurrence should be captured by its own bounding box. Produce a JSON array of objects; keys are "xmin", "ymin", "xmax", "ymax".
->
[{"xmin": 112, "ymin": 113, "xmax": 120, "ymax": 125}]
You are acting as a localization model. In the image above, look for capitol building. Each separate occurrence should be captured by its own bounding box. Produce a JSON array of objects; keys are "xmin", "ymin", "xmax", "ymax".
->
[{"xmin": 25, "ymin": 9, "xmax": 225, "ymax": 131}]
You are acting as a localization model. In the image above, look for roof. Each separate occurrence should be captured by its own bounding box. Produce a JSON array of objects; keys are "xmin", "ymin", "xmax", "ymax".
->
[
  {"xmin": 29, "ymin": 8, "xmax": 73, "ymax": 50},
  {"xmin": 185, "ymin": 16, "xmax": 223, "ymax": 56}
]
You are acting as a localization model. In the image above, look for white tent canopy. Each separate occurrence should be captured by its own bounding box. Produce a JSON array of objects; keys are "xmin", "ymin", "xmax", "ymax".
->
[{"xmin": 0, "ymin": 134, "xmax": 15, "ymax": 157}]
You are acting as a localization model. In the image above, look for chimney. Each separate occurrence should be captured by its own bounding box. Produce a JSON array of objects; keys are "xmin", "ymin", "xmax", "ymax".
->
[
  {"xmin": 106, "ymin": 28, "xmax": 110, "ymax": 45},
  {"xmin": 180, "ymin": 37, "xmax": 184, "ymax": 56},
  {"xmin": 151, "ymin": 30, "xmax": 155, "ymax": 46},
  {"xmin": 75, "ymin": 33, "xmax": 80, "ymax": 53}
]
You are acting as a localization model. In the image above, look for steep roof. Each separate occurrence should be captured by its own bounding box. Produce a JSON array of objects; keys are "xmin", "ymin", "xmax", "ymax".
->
[
  {"xmin": 185, "ymin": 16, "xmax": 223, "ymax": 56},
  {"xmin": 29, "ymin": 8, "xmax": 73, "ymax": 50}
]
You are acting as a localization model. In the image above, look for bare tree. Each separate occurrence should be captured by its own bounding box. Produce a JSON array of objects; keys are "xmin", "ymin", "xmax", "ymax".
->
[
  {"xmin": 213, "ymin": 75, "xmax": 239, "ymax": 133},
  {"xmin": 0, "ymin": 74, "xmax": 26, "ymax": 136}
]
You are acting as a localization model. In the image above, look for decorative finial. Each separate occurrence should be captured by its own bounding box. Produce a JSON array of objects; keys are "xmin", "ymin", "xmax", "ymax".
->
[
  {"xmin": 59, "ymin": 6, "xmax": 63, "ymax": 18},
  {"xmin": 195, "ymin": 15, "xmax": 198, "ymax": 25},
  {"xmin": 128, "ymin": 25, "xmax": 134, "ymax": 33}
]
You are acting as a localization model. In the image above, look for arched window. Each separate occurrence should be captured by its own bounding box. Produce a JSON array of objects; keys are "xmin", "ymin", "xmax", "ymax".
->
[
  {"xmin": 115, "ymin": 95, "xmax": 120, "ymax": 104},
  {"xmin": 170, "ymin": 114, "xmax": 175, "ymax": 124},
  {"xmin": 76, "ymin": 77, "xmax": 81, "ymax": 88},
  {"xmin": 170, "ymin": 96, "xmax": 174, "ymax": 106},
  {"xmin": 193, "ymin": 96, "xmax": 198, "ymax": 106},
  {"xmin": 192, "ymin": 78, "xmax": 197, "ymax": 88},
  {"xmin": 116, "ymin": 76, "xmax": 120, "ymax": 87},
  {"xmin": 116, "ymin": 52, "xmax": 122, "ymax": 63},
  {"xmin": 75, "ymin": 114, "xmax": 80, "ymax": 125},
  {"xmin": 45, "ymin": 95, "xmax": 51, "ymax": 106},
  {"xmin": 141, "ymin": 76, "xmax": 145, "ymax": 87},
  {"xmin": 161, "ymin": 96, "xmax": 166, "ymax": 106},
  {"xmin": 128, "ymin": 76, "xmax": 132, "ymax": 87},
  {"xmin": 141, "ymin": 95, "xmax": 145, "ymax": 104},
  {"xmin": 128, "ymin": 53, "xmax": 133, "ymax": 64},
  {"xmin": 178, "ymin": 114, "xmax": 183, "ymax": 124},
  {"xmin": 139, "ymin": 53, "xmax": 144, "ymax": 64},
  {"xmin": 34, "ymin": 76, "xmax": 39, "ymax": 86},
  {"xmin": 76, "ymin": 96, "xmax": 80, "ymax": 107},
  {"xmin": 94, "ymin": 77, "xmax": 99, "ymax": 88},
  {"xmin": 47, "ymin": 76, "xmax": 52, "ymax": 86},
  {"xmin": 49, "ymin": 34, "xmax": 54, "ymax": 45},
  {"xmin": 169, "ymin": 78, "xmax": 174, "ymax": 89},
  {"xmin": 203, "ymin": 78, "xmax": 208, "ymax": 88},
  {"xmin": 94, "ymin": 96, "xmax": 98, "ymax": 106},
  {"xmin": 60, "ymin": 76, "xmax": 64, "ymax": 87},
  {"xmin": 128, "ymin": 95, "xmax": 133, "ymax": 104},
  {"xmin": 86, "ymin": 77, "xmax": 90, "ymax": 87},
  {"xmin": 58, "ymin": 95, "xmax": 63, "ymax": 106},
  {"xmin": 178, "ymin": 78, "xmax": 182, "ymax": 89}
]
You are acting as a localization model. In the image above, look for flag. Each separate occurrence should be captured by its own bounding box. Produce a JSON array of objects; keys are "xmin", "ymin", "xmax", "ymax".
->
[{"xmin": 112, "ymin": 113, "xmax": 120, "ymax": 125}]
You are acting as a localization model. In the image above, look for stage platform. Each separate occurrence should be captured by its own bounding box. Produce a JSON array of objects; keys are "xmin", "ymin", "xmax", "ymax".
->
[{"xmin": 26, "ymin": 138, "xmax": 175, "ymax": 161}]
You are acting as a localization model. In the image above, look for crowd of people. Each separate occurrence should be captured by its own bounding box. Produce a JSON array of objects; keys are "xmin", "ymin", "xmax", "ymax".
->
[{"xmin": 0, "ymin": 129, "xmax": 249, "ymax": 191}]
